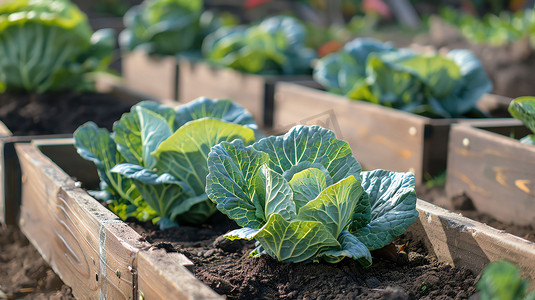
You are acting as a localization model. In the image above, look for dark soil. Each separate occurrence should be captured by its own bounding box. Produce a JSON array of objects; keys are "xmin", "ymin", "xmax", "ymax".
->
[
  {"xmin": 0, "ymin": 91, "xmax": 134, "ymax": 136},
  {"xmin": 129, "ymin": 213, "xmax": 478, "ymax": 300},
  {"xmin": 417, "ymin": 186, "xmax": 535, "ymax": 243},
  {"xmin": 0, "ymin": 225, "xmax": 74, "ymax": 299}
]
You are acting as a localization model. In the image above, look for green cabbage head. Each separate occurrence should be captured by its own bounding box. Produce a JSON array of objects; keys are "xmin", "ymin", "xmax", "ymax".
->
[
  {"xmin": 0, "ymin": 0, "xmax": 114, "ymax": 93},
  {"xmin": 74, "ymin": 97, "xmax": 258, "ymax": 229},
  {"xmin": 206, "ymin": 125, "xmax": 419, "ymax": 265}
]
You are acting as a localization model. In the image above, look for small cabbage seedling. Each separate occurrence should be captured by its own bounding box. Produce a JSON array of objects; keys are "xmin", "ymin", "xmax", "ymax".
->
[
  {"xmin": 508, "ymin": 97, "xmax": 535, "ymax": 145},
  {"xmin": 206, "ymin": 125, "xmax": 419, "ymax": 265},
  {"xmin": 74, "ymin": 98, "xmax": 258, "ymax": 229}
]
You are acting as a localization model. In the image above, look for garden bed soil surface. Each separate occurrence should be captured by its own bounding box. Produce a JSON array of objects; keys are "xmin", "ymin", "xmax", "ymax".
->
[
  {"xmin": 0, "ymin": 92, "xmax": 134, "ymax": 135},
  {"xmin": 128, "ymin": 213, "xmax": 478, "ymax": 300},
  {"xmin": 417, "ymin": 187, "xmax": 535, "ymax": 243},
  {"xmin": 0, "ymin": 225, "xmax": 74, "ymax": 299}
]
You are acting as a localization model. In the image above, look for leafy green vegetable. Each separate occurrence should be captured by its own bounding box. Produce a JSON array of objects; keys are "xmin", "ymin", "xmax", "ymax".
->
[
  {"xmin": 206, "ymin": 125, "xmax": 418, "ymax": 264},
  {"xmin": 202, "ymin": 15, "xmax": 316, "ymax": 75},
  {"xmin": 314, "ymin": 38, "xmax": 493, "ymax": 118},
  {"xmin": 508, "ymin": 97, "xmax": 535, "ymax": 145},
  {"xmin": 476, "ymin": 261, "xmax": 535, "ymax": 300},
  {"xmin": 440, "ymin": 7, "xmax": 535, "ymax": 47},
  {"xmin": 119, "ymin": 0, "xmax": 220, "ymax": 56},
  {"xmin": 0, "ymin": 0, "xmax": 115, "ymax": 93},
  {"xmin": 74, "ymin": 98, "xmax": 258, "ymax": 229}
]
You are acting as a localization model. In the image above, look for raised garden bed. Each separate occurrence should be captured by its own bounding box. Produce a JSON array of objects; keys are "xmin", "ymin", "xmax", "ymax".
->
[
  {"xmin": 11, "ymin": 138, "xmax": 535, "ymax": 298},
  {"xmin": 273, "ymin": 81, "xmax": 513, "ymax": 186},
  {"xmin": 0, "ymin": 75, "xmax": 173, "ymax": 225},
  {"xmin": 446, "ymin": 122, "xmax": 535, "ymax": 226},
  {"xmin": 122, "ymin": 51, "xmax": 179, "ymax": 101}
]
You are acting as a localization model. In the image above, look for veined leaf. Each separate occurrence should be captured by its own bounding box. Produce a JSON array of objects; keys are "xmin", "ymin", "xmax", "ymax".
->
[
  {"xmin": 253, "ymin": 125, "xmax": 361, "ymax": 183},
  {"xmin": 153, "ymin": 118, "xmax": 255, "ymax": 195},
  {"xmin": 206, "ymin": 139, "xmax": 269, "ymax": 228},
  {"xmin": 297, "ymin": 176, "xmax": 364, "ymax": 237},
  {"xmin": 255, "ymin": 214, "xmax": 340, "ymax": 263},
  {"xmin": 137, "ymin": 107, "xmax": 173, "ymax": 169},
  {"xmin": 254, "ymin": 165, "xmax": 296, "ymax": 222},
  {"xmin": 352, "ymin": 170, "xmax": 418, "ymax": 250},
  {"xmin": 288, "ymin": 167, "xmax": 327, "ymax": 209},
  {"xmin": 319, "ymin": 231, "xmax": 372, "ymax": 266},
  {"xmin": 174, "ymin": 97, "xmax": 257, "ymax": 130},
  {"xmin": 74, "ymin": 122, "xmax": 141, "ymax": 206}
]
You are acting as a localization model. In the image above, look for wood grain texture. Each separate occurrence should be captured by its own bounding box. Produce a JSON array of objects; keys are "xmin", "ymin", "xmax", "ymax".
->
[
  {"xmin": 408, "ymin": 199, "xmax": 535, "ymax": 284},
  {"xmin": 177, "ymin": 58, "xmax": 310, "ymax": 128},
  {"xmin": 15, "ymin": 141, "xmax": 196, "ymax": 299},
  {"xmin": 446, "ymin": 123, "xmax": 535, "ymax": 225},
  {"xmin": 123, "ymin": 51, "xmax": 179, "ymax": 101},
  {"xmin": 137, "ymin": 249, "xmax": 223, "ymax": 300},
  {"xmin": 273, "ymin": 82, "xmax": 452, "ymax": 184}
]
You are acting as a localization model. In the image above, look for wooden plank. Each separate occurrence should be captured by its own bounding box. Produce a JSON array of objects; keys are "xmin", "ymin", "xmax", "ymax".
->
[
  {"xmin": 15, "ymin": 141, "xmax": 197, "ymax": 299},
  {"xmin": 408, "ymin": 200, "xmax": 535, "ymax": 283},
  {"xmin": 137, "ymin": 249, "xmax": 223, "ymax": 300},
  {"xmin": 177, "ymin": 58, "xmax": 310, "ymax": 128},
  {"xmin": 446, "ymin": 123, "xmax": 535, "ymax": 225},
  {"xmin": 122, "ymin": 51, "xmax": 179, "ymax": 101}
]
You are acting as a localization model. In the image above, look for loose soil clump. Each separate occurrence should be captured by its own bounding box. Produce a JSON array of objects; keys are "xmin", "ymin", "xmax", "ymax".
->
[
  {"xmin": 0, "ymin": 92, "xmax": 134, "ymax": 135},
  {"xmin": 129, "ymin": 213, "xmax": 478, "ymax": 300},
  {"xmin": 0, "ymin": 225, "xmax": 74, "ymax": 299}
]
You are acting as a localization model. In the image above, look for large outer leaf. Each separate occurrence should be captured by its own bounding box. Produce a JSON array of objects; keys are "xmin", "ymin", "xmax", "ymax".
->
[
  {"xmin": 174, "ymin": 97, "xmax": 257, "ymax": 130},
  {"xmin": 137, "ymin": 107, "xmax": 172, "ymax": 169},
  {"xmin": 509, "ymin": 97, "xmax": 535, "ymax": 135},
  {"xmin": 206, "ymin": 139, "xmax": 269, "ymax": 228},
  {"xmin": 319, "ymin": 231, "xmax": 372, "ymax": 266},
  {"xmin": 73, "ymin": 122, "xmax": 141, "ymax": 207},
  {"xmin": 113, "ymin": 101, "xmax": 175, "ymax": 166},
  {"xmin": 254, "ymin": 165, "xmax": 296, "ymax": 222},
  {"xmin": 352, "ymin": 170, "xmax": 418, "ymax": 250},
  {"xmin": 297, "ymin": 176, "xmax": 365, "ymax": 238},
  {"xmin": 254, "ymin": 214, "xmax": 340, "ymax": 263},
  {"xmin": 152, "ymin": 118, "xmax": 255, "ymax": 195},
  {"xmin": 253, "ymin": 125, "xmax": 361, "ymax": 183}
]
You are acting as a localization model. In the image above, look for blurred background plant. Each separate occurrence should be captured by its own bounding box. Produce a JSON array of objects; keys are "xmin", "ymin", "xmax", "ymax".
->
[{"xmin": 0, "ymin": 0, "xmax": 115, "ymax": 93}]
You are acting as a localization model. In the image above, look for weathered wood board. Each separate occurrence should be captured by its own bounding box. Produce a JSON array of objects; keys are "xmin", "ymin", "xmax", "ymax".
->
[
  {"xmin": 409, "ymin": 200, "xmax": 535, "ymax": 284},
  {"xmin": 273, "ymin": 82, "xmax": 511, "ymax": 185},
  {"xmin": 446, "ymin": 122, "xmax": 535, "ymax": 225},
  {"xmin": 16, "ymin": 141, "xmax": 220, "ymax": 300},
  {"xmin": 122, "ymin": 50, "xmax": 179, "ymax": 101},
  {"xmin": 177, "ymin": 58, "xmax": 310, "ymax": 128},
  {"xmin": 12, "ymin": 139, "xmax": 535, "ymax": 299}
]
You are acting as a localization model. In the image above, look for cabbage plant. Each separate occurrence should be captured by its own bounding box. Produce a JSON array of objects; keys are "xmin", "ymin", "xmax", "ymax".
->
[
  {"xmin": 206, "ymin": 125, "xmax": 418, "ymax": 265},
  {"xmin": 314, "ymin": 38, "xmax": 493, "ymax": 118},
  {"xmin": 0, "ymin": 0, "xmax": 114, "ymax": 93},
  {"xmin": 74, "ymin": 98, "xmax": 258, "ymax": 229},
  {"xmin": 119, "ymin": 0, "xmax": 212, "ymax": 56},
  {"xmin": 202, "ymin": 16, "xmax": 315, "ymax": 75},
  {"xmin": 508, "ymin": 97, "xmax": 535, "ymax": 145}
]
